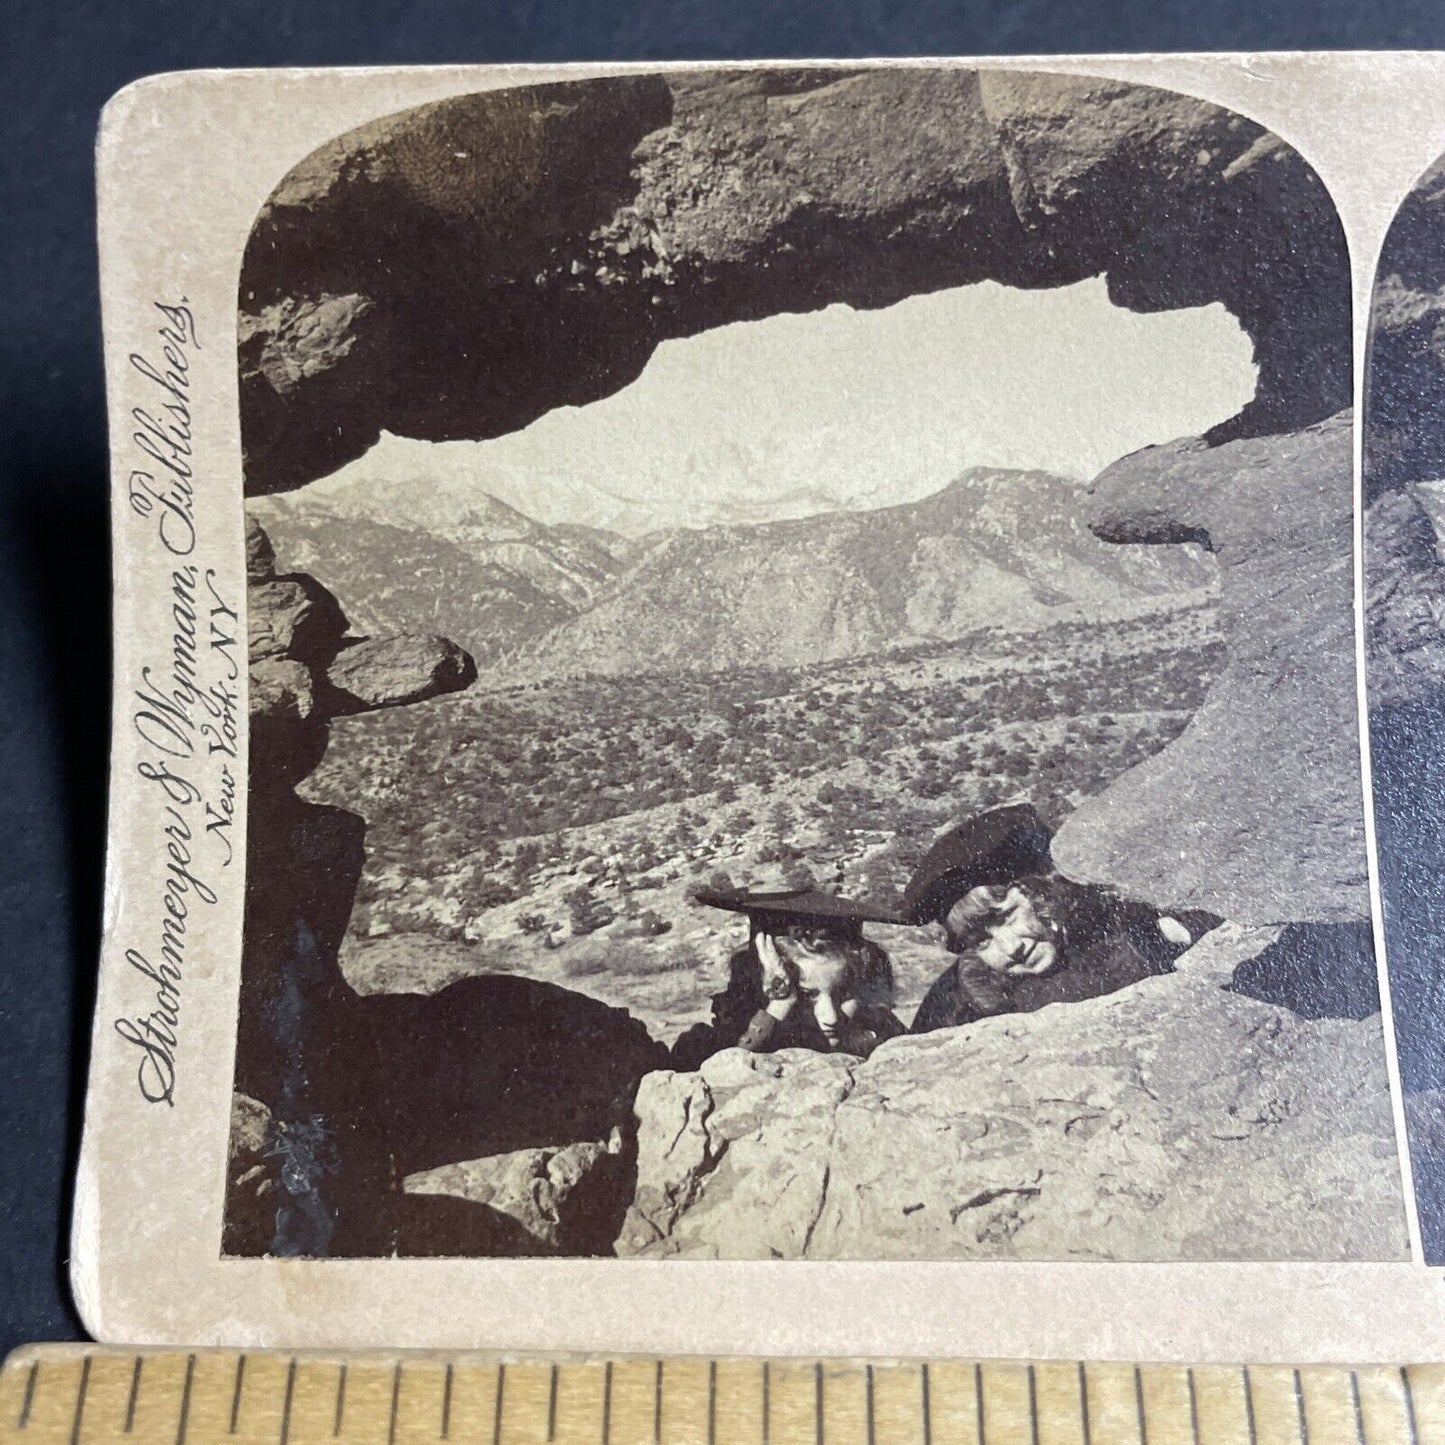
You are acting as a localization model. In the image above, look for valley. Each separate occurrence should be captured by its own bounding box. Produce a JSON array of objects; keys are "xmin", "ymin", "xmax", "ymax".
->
[
  {"xmin": 304, "ymin": 604, "xmax": 1224, "ymax": 1042},
  {"xmin": 253, "ymin": 464, "xmax": 1224, "ymax": 1044}
]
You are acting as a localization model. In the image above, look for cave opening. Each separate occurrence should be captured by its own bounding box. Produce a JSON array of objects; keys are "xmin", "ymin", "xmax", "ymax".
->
[{"xmin": 292, "ymin": 276, "xmax": 1258, "ymax": 539}]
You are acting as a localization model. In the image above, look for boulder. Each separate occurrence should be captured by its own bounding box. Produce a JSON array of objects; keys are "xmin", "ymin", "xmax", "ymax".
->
[
  {"xmin": 247, "ymin": 656, "xmax": 317, "ymax": 726},
  {"xmin": 247, "ymin": 573, "xmax": 348, "ymax": 666},
  {"xmin": 238, "ymin": 293, "xmax": 375, "ymax": 399},
  {"xmin": 245, "ymin": 513, "xmax": 276, "ymax": 580},
  {"xmin": 617, "ymin": 927, "xmax": 1406, "ymax": 1261},
  {"xmin": 239, "ymin": 68, "xmax": 1348, "ymax": 494},
  {"xmin": 324, "ymin": 634, "xmax": 479, "ymax": 715},
  {"xmin": 404, "ymin": 1138, "xmax": 626, "ymax": 1255},
  {"xmin": 1053, "ymin": 411, "xmax": 1368, "ymax": 924}
]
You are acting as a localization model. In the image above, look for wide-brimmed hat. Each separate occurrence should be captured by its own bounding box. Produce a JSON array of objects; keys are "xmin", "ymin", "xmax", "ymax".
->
[
  {"xmin": 694, "ymin": 885, "xmax": 910, "ymax": 934},
  {"xmin": 902, "ymin": 803, "xmax": 1055, "ymax": 925}
]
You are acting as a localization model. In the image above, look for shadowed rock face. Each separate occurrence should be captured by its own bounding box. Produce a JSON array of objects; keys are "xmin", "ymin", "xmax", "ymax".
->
[
  {"xmin": 1364, "ymin": 487, "xmax": 1445, "ymax": 710},
  {"xmin": 1366, "ymin": 156, "xmax": 1445, "ymax": 505},
  {"xmin": 1363, "ymin": 161, "xmax": 1445, "ymax": 740},
  {"xmin": 1054, "ymin": 412, "xmax": 1367, "ymax": 924},
  {"xmin": 232, "ymin": 518, "xmax": 481, "ymax": 1255},
  {"xmin": 239, "ymin": 68, "xmax": 1348, "ymax": 496},
  {"xmin": 324, "ymin": 634, "xmax": 478, "ymax": 715},
  {"xmin": 617, "ymin": 927, "xmax": 1406, "ymax": 1262}
]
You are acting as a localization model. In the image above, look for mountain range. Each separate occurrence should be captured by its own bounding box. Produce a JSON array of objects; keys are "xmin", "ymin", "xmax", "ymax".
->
[
  {"xmin": 248, "ymin": 489, "xmax": 634, "ymax": 661},
  {"xmin": 250, "ymin": 467, "xmax": 1217, "ymax": 676}
]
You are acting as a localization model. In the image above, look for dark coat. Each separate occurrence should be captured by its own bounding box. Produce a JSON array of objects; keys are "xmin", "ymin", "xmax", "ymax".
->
[{"xmin": 910, "ymin": 955, "xmax": 1021, "ymax": 1034}]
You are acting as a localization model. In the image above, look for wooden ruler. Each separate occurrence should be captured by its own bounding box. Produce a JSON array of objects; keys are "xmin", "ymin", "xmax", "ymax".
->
[{"xmin": 1, "ymin": 1349, "xmax": 1440, "ymax": 1445}]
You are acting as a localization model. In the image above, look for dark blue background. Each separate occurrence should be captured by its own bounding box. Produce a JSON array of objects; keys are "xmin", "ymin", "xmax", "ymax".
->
[{"xmin": 5, "ymin": 0, "xmax": 1445, "ymax": 1355}]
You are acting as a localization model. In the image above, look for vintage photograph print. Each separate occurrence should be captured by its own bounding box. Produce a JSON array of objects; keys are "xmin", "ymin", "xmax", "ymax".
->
[
  {"xmin": 1366, "ymin": 153, "xmax": 1445, "ymax": 1266},
  {"xmin": 227, "ymin": 66, "xmax": 1406, "ymax": 1262}
]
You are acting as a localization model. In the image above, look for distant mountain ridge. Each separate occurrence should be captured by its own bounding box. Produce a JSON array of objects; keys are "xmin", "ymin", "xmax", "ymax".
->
[
  {"xmin": 499, "ymin": 467, "xmax": 1217, "ymax": 679},
  {"xmin": 251, "ymin": 466, "xmax": 1216, "ymax": 677},
  {"xmin": 248, "ymin": 488, "xmax": 633, "ymax": 664}
]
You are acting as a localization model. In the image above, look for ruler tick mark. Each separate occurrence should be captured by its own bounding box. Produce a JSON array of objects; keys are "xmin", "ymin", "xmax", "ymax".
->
[
  {"xmin": 125, "ymin": 1355, "xmax": 144, "ymax": 1434},
  {"xmin": 653, "ymin": 1360, "xmax": 662, "ymax": 1445},
  {"xmin": 229, "ymin": 1354, "xmax": 245, "ymax": 1435},
  {"xmin": 18, "ymin": 1361, "xmax": 38, "ymax": 1431},
  {"xmin": 762, "ymin": 1361, "xmax": 770, "ymax": 1445},
  {"xmin": 547, "ymin": 1363, "xmax": 559, "ymax": 1442},
  {"xmin": 493, "ymin": 1362, "xmax": 505, "ymax": 1445},
  {"xmin": 976, "ymin": 1363, "xmax": 987, "ymax": 1445},
  {"xmin": 707, "ymin": 1359, "xmax": 716, "ymax": 1445},
  {"xmin": 280, "ymin": 1359, "xmax": 297, "ymax": 1445},
  {"xmin": 175, "ymin": 1354, "xmax": 196, "ymax": 1445},
  {"xmin": 1080, "ymin": 1363, "xmax": 1093, "ymax": 1445},
  {"xmin": 922, "ymin": 1364, "xmax": 932, "ymax": 1445},
  {"xmin": 1403, "ymin": 1368, "xmax": 1422, "ymax": 1445},
  {"xmin": 1135, "ymin": 1366, "xmax": 1148, "ymax": 1445},
  {"xmin": 1351, "ymin": 1372, "xmax": 1366, "ymax": 1445},
  {"xmin": 1028, "ymin": 1366, "xmax": 1039, "ymax": 1445},
  {"xmin": 815, "ymin": 1362, "xmax": 824, "ymax": 1445},
  {"xmin": 1295, "ymin": 1369, "xmax": 1311, "ymax": 1445},
  {"xmin": 866, "ymin": 1364, "xmax": 876, "ymax": 1445},
  {"xmin": 441, "ymin": 1362, "xmax": 453, "ymax": 1440},
  {"xmin": 1244, "ymin": 1368, "xmax": 1258, "ymax": 1445},
  {"xmin": 334, "ymin": 1363, "xmax": 347, "ymax": 1437},
  {"xmin": 388, "ymin": 1364, "xmax": 402, "ymax": 1445},
  {"xmin": 1188, "ymin": 1370, "xmax": 1200, "ymax": 1445},
  {"xmin": 69, "ymin": 1356, "xmax": 91, "ymax": 1445},
  {"xmin": 603, "ymin": 1361, "xmax": 613, "ymax": 1445}
]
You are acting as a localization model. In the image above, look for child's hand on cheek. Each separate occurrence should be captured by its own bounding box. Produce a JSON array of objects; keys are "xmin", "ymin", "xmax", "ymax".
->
[{"xmin": 757, "ymin": 933, "xmax": 797, "ymax": 1019}]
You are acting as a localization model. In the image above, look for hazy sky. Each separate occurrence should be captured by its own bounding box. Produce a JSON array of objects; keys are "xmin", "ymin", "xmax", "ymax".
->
[{"xmin": 314, "ymin": 277, "xmax": 1257, "ymax": 537}]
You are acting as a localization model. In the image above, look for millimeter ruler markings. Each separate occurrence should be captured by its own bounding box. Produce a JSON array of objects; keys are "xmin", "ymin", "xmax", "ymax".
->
[{"xmin": 2, "ymin": 1350, "xmax": 1441, "ymax": 1445}]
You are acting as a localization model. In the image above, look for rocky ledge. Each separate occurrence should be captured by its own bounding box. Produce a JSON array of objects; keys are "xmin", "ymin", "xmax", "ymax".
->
[{"xmin": 616, "ymin": 927, "xmax": 1407, "ymax": 1262}]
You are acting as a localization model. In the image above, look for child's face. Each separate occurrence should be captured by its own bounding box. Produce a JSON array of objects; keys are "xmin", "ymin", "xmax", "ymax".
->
[
  {"xmin": 975, "ymin": 888, "xmax": 1061, "ymax": 977},
  {"xmin": 779, "ymin": 940, "xmax": 857, "ymax": 1047}
]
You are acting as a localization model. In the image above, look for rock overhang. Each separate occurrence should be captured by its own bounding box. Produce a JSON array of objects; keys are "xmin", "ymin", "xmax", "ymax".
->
[{"xmin": 238, "ymin": 66, "xmax": 1349, "ymax": 498}]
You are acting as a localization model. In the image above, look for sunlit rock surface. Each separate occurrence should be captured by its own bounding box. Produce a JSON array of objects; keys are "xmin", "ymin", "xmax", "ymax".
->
[
  {"xmin": 618, "ymin": 927, "xmax": 1406, "ymax": 1261},
  {"xmin": 1054, "ymin": 412, "xmax": 1366, "ymax": 924}
]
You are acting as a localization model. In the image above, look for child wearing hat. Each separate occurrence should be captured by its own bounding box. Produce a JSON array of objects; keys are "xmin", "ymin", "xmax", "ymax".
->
[
  {"xmin": 905, "ymin": 803, "xmax": 1214, "ymax": 1035},
  {"xmin": 910, "ymin": 874, "xmax": 1068, "ymax": 1033},
  {"xmin": 670, "ymin": 886, "xmax": 909, "ymax": 1069}
]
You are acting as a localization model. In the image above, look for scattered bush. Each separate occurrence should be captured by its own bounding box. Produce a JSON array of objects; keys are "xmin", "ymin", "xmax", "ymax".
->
[
  {"xmin": 307, "ymin": 606, "xmax": 1223, "ymax": 952},
  {"xmin": 566, "ymin": 886, "xmax": 616, "ymax": 936}
]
